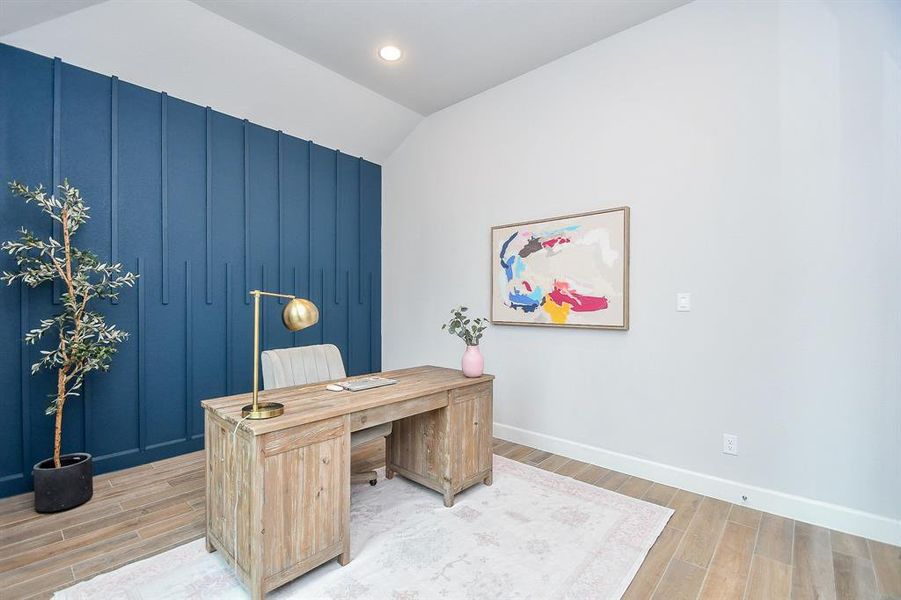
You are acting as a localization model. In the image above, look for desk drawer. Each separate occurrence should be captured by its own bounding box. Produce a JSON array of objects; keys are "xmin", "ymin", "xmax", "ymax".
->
[
  {"xmin": 451, "ymin": 381, "xmax": 491, "ymax": 404},
  {"xmin": 351, "ymin": 392, "xmax": 448, "ymax": 432},
  {"xmin": 262, "ymin": 416, "xmax": 347, "ymax": 457}
]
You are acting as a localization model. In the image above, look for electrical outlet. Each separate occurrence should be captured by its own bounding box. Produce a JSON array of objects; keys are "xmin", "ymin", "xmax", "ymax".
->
[{"xmin": 723, "ymin": 434, "xmax": 738, "ymax": 456}]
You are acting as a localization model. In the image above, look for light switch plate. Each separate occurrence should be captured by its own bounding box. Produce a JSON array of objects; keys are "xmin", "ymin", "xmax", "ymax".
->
[{"xmin": 677, "ymin": 292, "xmax": 691, "ymax": 312}]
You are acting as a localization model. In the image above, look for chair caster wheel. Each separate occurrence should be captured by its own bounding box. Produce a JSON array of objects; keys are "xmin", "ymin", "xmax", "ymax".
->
[{"xmin": 369, "ymin": 479, "xmax": 377, "ymax": 486}]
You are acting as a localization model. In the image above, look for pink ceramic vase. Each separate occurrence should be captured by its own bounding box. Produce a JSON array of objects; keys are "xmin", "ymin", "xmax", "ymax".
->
[{"xmin": 461, "ymin": 345, "xmax": 484, "ymax": 378}]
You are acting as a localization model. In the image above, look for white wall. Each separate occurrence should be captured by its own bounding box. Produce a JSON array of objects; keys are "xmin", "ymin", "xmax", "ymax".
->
[
  {"xmin": 383, "ymin": 0, "xmax": 901, "ymax": 544},
  {"xmin": 1, "ymin": 0, "xmax": 422, "ymax": 163}
]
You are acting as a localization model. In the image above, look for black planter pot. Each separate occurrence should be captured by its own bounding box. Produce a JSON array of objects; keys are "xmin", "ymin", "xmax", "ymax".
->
[{"xmin": 32, "ymin": 453, "xmax": 93, "ymax": 513}]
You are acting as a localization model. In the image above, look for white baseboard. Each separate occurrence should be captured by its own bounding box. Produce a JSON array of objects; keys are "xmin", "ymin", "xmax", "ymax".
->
[{"xmin": 494, "ymin": 422, "xmax": 901, "ymax": 547}]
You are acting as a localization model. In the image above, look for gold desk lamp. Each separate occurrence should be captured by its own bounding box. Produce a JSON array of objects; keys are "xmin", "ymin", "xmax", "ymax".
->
[{"xmin": 242, "ymin": 290, "xmax": 319, "ymax": 419}]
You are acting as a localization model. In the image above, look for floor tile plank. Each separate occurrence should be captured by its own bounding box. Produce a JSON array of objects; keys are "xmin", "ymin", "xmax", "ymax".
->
[
  {"xmin": 0, "ymin": 501, "xmax": 123, "ymax": 549},
  {"xmin": 867, "ymin": 539, "xmax": 901, "ymax": 598},
  {"xmin": 503, "ymin": 443, "xmax": 536, "ymax": 462},
  {"xmin": 755, "ymin": 513, "xmax": 794, "ymax": 565},
  {"xmin": 698, "ymin": 521, "xmax": 756, "ymax": 599},
  {"xmin": 676, "ymin": 496, "xmax": 731, "ymax": 569},
  {"xmin": 554, "ymin": 458, "xmax": 591, "ymax": 478},
  {"xmin": 623, "ymin": 526, "xmax": 684, "ymax": 600},
  {"xmin": 535, "ymin": 454, "xmax": 570, "ymax": 473},
  {"xmin": 642, "ymin": 483, "xmax": 679, "ymax": 508},
  {"xmin": 0, "ymin": 530, "xmax": 63, "ymax": 562},
  {"xmin": 0, "ymin": 503, "xmax": 187, "ymax": 573},
  {"xmin": 832, "ymin": 551, "xmax": 879, "ymax": 600},
  {"xmin": 596, "ymin": 470, "xmax": 630, "ymax": 491},
  {"xmin": 522, "ymin": 449, "xmax": 553, "ymax": 466},
  {"xmin": 666, "ymin": 489, "xmax": 704, "ymax": 531},
  {"xmin": 746, "ymin": 554, "xmax": 792, "ymax": 600},
  {"xmin": 5, "ymin": 531, "xmax": 140, "ymax": 587},
  {"xmin": 652, "ymin": 558, "xmax": 706, "ymax": 600},
  {"xmin": 728, "ymin": 505, "xmax": 762, "ymax": 530},
  {"xmin": 72, "ymin": 521, "xmax": 205, "ymax": 580},
  {"xmin": 617, "ymin": 477, "xmax": 655, "ymax": 499},
  {"xmin": 2, "ymin": 565, "xmax": 74, "ymax": 600},
  {"xmin": 829, "ymin": 530, "xmax": 870, "ymax": 560},
  {"xmin": 792, "ymin": 522, "xmax": 836, "ymax": 600},
  {"xmin": 572, "ymin": 464, "xmax": 610, "ymax": 485}
]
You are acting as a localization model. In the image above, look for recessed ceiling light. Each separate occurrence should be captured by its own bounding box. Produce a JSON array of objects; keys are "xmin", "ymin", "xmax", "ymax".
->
[{"xmin": 378, "ymin": 46, "xmax": 403, "ymax": 62}]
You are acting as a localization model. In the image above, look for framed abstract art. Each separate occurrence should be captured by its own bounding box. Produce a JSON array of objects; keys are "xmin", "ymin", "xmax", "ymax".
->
[{"xmin": 491, "ymin": 207, "xmax": 630, "ymax": 330}]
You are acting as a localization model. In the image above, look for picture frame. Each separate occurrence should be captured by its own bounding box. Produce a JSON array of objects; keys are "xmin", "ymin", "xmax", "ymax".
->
[{"xmin": 490, "ymin": 206, "xmax": 630, "ymax": 330}]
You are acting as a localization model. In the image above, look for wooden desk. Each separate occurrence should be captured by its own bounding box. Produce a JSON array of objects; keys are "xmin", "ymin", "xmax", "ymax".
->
[{"xmin": 201, "ymin": 365, "xmax": 494, "ymax": 599}]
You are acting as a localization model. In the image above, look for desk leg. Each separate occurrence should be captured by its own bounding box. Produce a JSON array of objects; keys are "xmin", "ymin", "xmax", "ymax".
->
[
  {"xmin": 339, "ymin": 424, "xmax": 352, "ymax": 566},
  {"xmin": 250, "ymin": 579, "xmax": 265, "ymax": 600},
  {"xmin": 250, "ymin": 435, "xmax": 266, "ymax": 600},
  {"xmin": 203, "ymin": 412, "xmax": 216, "ymax": 553},
  {"xmin": 385, "ymin": 433, "xmax": 395, "ymax": 479}
]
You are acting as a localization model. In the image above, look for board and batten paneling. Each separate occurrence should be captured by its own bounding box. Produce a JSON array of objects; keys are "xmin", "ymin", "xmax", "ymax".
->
[{"xmin": 0, "ymin": 43, "xmax": 382, "ymax": 498}]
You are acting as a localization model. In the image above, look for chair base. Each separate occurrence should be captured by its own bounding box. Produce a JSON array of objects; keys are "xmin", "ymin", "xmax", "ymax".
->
[{"xmin": 351, "ymin": 471, "xmax": 378, "ymax": 486}]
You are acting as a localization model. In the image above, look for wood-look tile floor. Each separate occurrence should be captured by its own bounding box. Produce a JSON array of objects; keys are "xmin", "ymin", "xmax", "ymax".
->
[{"xmin": 1, "ymin": 438, "xmax": 899, "ymax": 599}]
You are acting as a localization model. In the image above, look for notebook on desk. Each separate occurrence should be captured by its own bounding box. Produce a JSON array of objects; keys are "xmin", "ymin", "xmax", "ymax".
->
[{"xmin": 338, "ymin": 376, "xmax": 398, "ymax": 392}]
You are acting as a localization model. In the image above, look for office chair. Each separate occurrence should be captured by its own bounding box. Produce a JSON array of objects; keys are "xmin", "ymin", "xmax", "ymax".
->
[{"xmin": 260, "ymin": 344, "xmax": 390, "ymax": 485}]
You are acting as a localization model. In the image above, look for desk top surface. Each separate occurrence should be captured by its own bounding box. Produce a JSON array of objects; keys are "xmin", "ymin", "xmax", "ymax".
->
[{"xmin": 201, "ymin": 365, "xmax": 493, "ymax": 435}]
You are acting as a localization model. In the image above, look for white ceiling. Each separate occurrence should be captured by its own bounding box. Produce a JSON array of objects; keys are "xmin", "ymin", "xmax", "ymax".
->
[
  {"xmin": 192, "ymin": 0, "xmax": 690, "ymax": 115},
  {"xmin": 0, "ymin": 0, "xmax": 105, "ymax": 36},
  {"xmin": 2, "ymin": 0, "xmax": 690, "ymax": 116}
]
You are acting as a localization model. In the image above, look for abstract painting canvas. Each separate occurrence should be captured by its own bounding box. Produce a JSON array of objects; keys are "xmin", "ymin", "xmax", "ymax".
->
[{"xmin": 491, "ymin": 207, "xmax": 630, "ymax": 330}]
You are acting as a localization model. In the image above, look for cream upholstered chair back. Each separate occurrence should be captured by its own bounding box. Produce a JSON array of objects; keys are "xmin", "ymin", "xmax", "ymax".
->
[
  {"xmin": 261, "ymin": 344, "xmax": 346, "ymax": 390},
  {"xmin": 261, "ymin": 344, "xmax": 390, "ymax": 486}
]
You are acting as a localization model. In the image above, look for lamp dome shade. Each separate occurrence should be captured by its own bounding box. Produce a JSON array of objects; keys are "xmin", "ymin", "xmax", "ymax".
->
[{"xmin": 282, "ymin": 298, "xmax": 319, "ymax": 331}]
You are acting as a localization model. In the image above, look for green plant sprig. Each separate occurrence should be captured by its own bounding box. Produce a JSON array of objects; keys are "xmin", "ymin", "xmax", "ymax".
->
[{"xmin": 441, "ymin": 305, "xmax": 488, "ymax": 346}]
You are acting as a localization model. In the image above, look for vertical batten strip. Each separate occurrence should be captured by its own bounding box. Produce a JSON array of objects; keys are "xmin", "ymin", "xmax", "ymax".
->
[
  {"xmin": 358, "ymin": 158, "xmax": 364, "ymax": 304},
  {"xmin": 368, "ymin": 271, "xmax": 374, "ymax": 373},
  {"xmin": 161, "ymin": 92, "xmax": 169, "ymax": 305},
  {"xmin": 243, "ymin": 120, "xmax": 251, "ymax": 305},
  {"xmin": 225, "ymin": 263, "xmax": 233, "ymax": 396},
  {"xmin": 345, "ymin": 270, "xmax": 351, "ymax": 369},
  {"xmin": 308, "ymin": 141, "xmax": 313, "ymax": 298},
  {"xmin": 320, "ymin": 269, "xmax": 325, "ymax": 344},
  {"xmin": 261, "ymin": 265, "xmax": 267, "ymax": 350},
  {"xmin": 185, "ymin": 261, "xmax": 193, "ymax": 440},
  {"xmin": 293, "ymin": 266, "xmax": 300, "ymax": 346},
  {"xmin": 51, "ymin": 58, "xmax": 62, "ymax": 305},
  {"xmin": 205, "ymin": 107, "xmax": 213, "ymax": 304},
  {"xmin": 334, "ymin": 151, "xmax": 340, "ymax": 304},
  {"xmin": 83, "ymin": 379, "xmax": 91, "ymax": 454},
  {"xmin": 137, "ymin": 258, "xmax": 146, "ymax": 450},
  {"xmin": 20, "ymin": 283, "xmax": 30, "ymax": 479},
  {"xmin": 52, "ymin": 58, "xmax": 61, "ymax": 191},
  {"xmin": 278, "ymin": 132, "xmax": 285, "ymax": 303},
  {"xmin": 110, "ymin": 77, "xmax": 119, "ymax": 282}
]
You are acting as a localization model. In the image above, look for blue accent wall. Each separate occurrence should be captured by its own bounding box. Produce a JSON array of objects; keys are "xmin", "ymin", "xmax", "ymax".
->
[{"xmin": 0, "ymin": 44, "xmax": 382, "ymax": 498}]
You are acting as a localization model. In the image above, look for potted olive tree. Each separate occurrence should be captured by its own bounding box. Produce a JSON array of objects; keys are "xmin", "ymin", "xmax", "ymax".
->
[{"xmin": 2, "ymin": 181, "xmax": 137, "ymax": 512}]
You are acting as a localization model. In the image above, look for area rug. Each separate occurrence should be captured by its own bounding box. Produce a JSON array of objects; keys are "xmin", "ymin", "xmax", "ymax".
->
[{"xmin": 55, "ymin": 455, "xmax": 672, "ymax": 599}]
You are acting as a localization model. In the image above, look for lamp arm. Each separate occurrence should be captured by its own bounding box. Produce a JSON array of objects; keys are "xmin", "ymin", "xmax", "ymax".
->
[{"xmin": 250, "ymin": 290, "xmax": 295, "ymax": 300}]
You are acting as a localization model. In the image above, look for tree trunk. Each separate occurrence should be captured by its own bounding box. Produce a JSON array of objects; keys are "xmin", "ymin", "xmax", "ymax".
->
[{"xmin": 54, "ymin": 368, "xmax": 66, "ymax": 468}]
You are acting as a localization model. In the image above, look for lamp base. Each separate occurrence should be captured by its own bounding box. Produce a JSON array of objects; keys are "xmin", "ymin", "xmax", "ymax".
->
[{"xmin": 241, "ymin": 401, "xmax": 285, "ymax": 419}]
